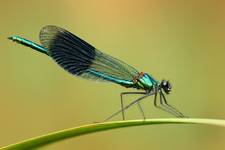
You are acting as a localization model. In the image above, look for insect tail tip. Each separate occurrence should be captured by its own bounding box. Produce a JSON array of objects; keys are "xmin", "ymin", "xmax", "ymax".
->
[
  {"xmin": 8, "ymin": 36, "xmax": 13, "ymax": 40},
  {"xmin": 8, "ymin": 36, "xmax": 17, "ymax": 41}
]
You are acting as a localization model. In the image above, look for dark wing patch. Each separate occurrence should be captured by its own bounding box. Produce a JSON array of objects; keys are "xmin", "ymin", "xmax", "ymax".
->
[
  {"xmin": 39, "ymin": 25, "xmax": 139, "ymax": 82},
  {"xmin": 40, "ymin": 25, "xmax": 96, "ymax": 75}
]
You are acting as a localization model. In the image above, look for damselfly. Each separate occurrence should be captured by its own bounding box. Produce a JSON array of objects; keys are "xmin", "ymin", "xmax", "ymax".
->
[{"xmin": 9, "ymin": 25, "xmax": 186, "ymax": 121}]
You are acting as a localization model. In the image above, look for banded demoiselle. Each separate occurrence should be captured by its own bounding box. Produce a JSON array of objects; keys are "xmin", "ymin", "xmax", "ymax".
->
[{"xmin": 8, "ymin": 25, "xmax": 186, "ymax": 120}]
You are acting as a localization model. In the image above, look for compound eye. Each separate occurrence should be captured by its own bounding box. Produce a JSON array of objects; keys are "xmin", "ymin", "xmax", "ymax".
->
[
  {"xmin": 161, "ymin": 80, "xmax": 172, "ymax": 94},
  {"xmin": 163, "ymin": 80, "xmax": 167, "ymax": 86}
]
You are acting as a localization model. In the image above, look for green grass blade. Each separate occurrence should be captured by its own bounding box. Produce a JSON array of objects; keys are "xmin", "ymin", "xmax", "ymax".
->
[{"xmin": 1, "ymin": 118, "xmax": 225, "ymax": 150}]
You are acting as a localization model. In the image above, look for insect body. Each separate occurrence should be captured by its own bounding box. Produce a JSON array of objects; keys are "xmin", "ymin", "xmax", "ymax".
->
[{"xmin": 9, "ymin": 25, "xmax": 185, "ymax": 120}]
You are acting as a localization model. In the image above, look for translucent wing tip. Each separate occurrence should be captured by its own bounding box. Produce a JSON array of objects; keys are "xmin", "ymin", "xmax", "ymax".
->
[
  {"xmin": 39, "ymin": 25, "xmax": 62, "ymax": 49},
  {"xmin": 8, "ymin": 36, "xmax": 14, "ymax": 40},
  {"xmin": 40, "ymin": 25, "xmax": 59, "ymax": 37}
]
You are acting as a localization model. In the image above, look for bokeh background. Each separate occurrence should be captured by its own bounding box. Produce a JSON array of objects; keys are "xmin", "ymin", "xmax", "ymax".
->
[{"xmin": 1, "ymin": 0, "xmax": 225, "ymax": 149}]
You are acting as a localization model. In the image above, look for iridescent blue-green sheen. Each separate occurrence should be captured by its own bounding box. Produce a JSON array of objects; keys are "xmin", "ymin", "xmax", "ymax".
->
[
  {"xmin": 138, "ymin": 73, "xmax": 158, "ymax": 90},
  {"xmin": 88, "ymin": 69, "xmax": 133, "ymax": 86},
  {"xmin": 8, "ymin": 36, "xmax": 48, "ymax": 55}
]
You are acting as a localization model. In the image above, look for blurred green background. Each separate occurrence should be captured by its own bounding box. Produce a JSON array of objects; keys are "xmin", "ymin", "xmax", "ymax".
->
[{"xmin": 1, "ymin": 0, "xmax": 225, "ymax": 149}]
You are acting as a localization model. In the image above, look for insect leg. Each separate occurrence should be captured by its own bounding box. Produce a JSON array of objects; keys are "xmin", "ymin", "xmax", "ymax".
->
[
  {"xmin": 137, "ymin": 101, "xmax": 146, "ymax": 120},
  {"xmin": 159, "ymin": 93, "xmax": 183, "ymax": 117},
  {"xmin": 120, "ymin": 92, "xmax": 146, "ymax": 120},
  {"xmin": 160, "ymin": 93, "xmax": 187, "ymax": 118},
  {"xmin": 104, "ymin": 92, "xmax": 152, "ymax": 122},
  {"xmin": 154, "ymin": 92, "xmax": 181, "ymax": 117}
]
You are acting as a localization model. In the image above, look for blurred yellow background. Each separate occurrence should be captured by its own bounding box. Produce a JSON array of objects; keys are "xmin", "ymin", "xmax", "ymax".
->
[{"xmin": 1, "ymin": 0, "xmax": 225, "ymax": 149}]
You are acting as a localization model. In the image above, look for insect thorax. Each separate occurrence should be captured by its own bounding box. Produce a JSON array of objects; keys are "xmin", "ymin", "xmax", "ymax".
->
[{"xmin": 130, "ymin": 72, "xmax": 158, "ymax": 91}]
